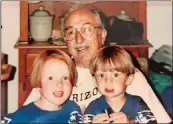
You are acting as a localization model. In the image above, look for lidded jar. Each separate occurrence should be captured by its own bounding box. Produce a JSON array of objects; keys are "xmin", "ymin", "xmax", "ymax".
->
[
  {"xmin": 116, "ymin": 10, "xmax": 134, "ymax": 21},
  {"xmin": 30, "ymin": 6, "xmax": 54, "ymax": 41}
]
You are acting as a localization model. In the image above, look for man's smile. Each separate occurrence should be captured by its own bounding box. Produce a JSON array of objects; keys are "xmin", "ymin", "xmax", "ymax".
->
[{"xmin": 76, "ymin": 46, "xmax": 89, "ymax": 52}]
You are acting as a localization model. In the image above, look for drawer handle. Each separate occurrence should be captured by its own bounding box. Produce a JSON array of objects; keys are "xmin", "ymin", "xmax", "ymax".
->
[{"xmin": 23, "ymin": 83, "xmax": 26, "ymax": 91}]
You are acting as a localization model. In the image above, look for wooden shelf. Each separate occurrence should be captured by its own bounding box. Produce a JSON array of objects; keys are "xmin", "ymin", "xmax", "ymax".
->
[
  {"xmin": 14, "ymin": 41, "xmax": 67, "ymax": 49},
  {"xmin": 14, "ymin": 41, "xmax": 151, "ymax": 49}
]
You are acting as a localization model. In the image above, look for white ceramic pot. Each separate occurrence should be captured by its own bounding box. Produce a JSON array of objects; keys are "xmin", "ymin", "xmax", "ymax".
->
[{"xmin": 30, "ymin": 6, "xmax": 54, "ymax": 41}]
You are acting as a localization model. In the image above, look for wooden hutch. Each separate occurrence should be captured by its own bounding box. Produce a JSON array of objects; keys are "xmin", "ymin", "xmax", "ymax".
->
[{"xmin": 15, "ymin": 1, "xmax": 149, "ymax": 107}]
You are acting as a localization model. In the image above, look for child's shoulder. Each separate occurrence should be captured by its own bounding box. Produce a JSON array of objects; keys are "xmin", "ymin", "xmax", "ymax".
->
[
  {"xmin": 65, "ymin": 99, "xmax": 78, "ymax": 106},
  {"xmin": 63, "ymin": 100, "xmax": 80, "ymax": 109},
  {"xmin": 7, "ymin": 102, "xmax": 35, "ymax": 122},
  {"xmin": 127, "ymin": 93, "xmax": 142, "ymax": 99},
  {"xmin": 87, "ymin": 96, "xmax": 104, "ymax": 108},
  {"xmin": 84, "ymin": 96, "xmax": 105, "ymax": 116},
  {"xmin": 126, "ymin": 93, "xmax": 145, "ymax": 104},
  {"xmin": 9, "ymin": 102, "xmax": 35, "ymax": 115},
  {"xmin": 62, "ymin": 100, "xmax": 83, "ymax": 118}
]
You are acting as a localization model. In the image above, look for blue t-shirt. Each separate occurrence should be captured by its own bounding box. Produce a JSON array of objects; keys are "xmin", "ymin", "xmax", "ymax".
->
[
  {"xmin": 84, "ymin": 93, "xmax": 157, "ymax": 123},
  {"xmin": 7, "ymin": 100, "xmax": 83, "ymax": 123}
]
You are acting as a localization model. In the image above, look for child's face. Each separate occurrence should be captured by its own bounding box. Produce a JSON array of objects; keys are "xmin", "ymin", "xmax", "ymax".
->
[
  {"xmin": 41, "ymin": 59, "xmax": 72, "ymax": 105},
  {"xmin": 94, "ymin": 70, "xmax": 130, "ymax": 98}
]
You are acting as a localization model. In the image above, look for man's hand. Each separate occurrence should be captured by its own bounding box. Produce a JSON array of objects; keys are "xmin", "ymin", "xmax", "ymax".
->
[
  {"xmin": 109, "ymin": 112, "xmax": 136, "ymax": 123},
  {"xmin": 93, "ymin": 113, "xmax": 110, "ymax": 123}
]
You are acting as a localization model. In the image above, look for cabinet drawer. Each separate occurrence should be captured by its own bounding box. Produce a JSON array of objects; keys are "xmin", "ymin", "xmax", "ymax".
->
[{"xmin": 26, "ymin": 54, "xmax": 37, "ymax": 75}]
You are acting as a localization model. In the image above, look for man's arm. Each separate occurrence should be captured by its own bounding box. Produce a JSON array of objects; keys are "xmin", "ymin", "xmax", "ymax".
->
[{"xmin": 126, "ymin": 69, "xmax": 172, "ymax": 123}]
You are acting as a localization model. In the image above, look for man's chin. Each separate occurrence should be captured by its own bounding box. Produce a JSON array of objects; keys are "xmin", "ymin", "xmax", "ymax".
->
[{"xmin": 74, "ymin": 57, "xmax": 92, "ymax": 67}]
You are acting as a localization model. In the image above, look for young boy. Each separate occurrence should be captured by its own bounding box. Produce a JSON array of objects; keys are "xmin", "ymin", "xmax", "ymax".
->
[
  {"xmin": 7, "ymin": 49, "xmax": 83, "ymax": 123},
  {"xmin": 84, "ymin": 46, "xmax": 157, "ymax": 123}
]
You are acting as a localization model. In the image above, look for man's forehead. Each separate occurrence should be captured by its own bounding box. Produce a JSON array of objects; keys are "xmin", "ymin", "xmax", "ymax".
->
[{"xmin": 64, "ymin": 9, "xmax": 98, "ymax": 28}]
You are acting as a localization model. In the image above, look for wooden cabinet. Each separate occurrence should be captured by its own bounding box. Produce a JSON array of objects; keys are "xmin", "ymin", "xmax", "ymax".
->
[{"xmin": 15, "ymin": 1, "xmax": 149, "ymax": 107}]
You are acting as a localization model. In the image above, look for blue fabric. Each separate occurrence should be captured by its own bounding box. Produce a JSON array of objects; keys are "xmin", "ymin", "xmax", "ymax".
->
[
  {"xmin": 161, "ymin": 87, "xmax": 172, "ymax": 117},
  {"xmin": 84, "ymin": 93, "xmax": 157, "ymax": 123},
  {"xmin": 7, "ymin": 100, "xmax": 83, "ymax": 123}
]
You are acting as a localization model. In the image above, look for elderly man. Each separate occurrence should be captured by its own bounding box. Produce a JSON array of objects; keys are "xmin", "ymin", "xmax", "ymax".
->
[{"xmin": 24, "ymin": 6, "xmax": 171, "ymax": 123}]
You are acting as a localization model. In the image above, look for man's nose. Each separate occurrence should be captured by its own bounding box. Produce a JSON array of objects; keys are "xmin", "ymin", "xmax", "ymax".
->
[{"xmin": 76, "ymin": 31, "xmax": 84, "ymax": 44}]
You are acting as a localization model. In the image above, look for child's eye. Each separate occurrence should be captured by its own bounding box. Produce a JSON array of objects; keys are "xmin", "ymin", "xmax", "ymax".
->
[
  {"xmin": 48, "ymin": 77, "xmax": 53, "ymax": 80},
  {"xmin": 114, "ymin": 73, "xmax": 119, "ymax": 77},
  {"xmin": 100, "ymin": 74, "xmax": 104, "ymax": 78},
  {"xmin": 63, "ymin": 76, "xmax": 70, "ymax": 80}
]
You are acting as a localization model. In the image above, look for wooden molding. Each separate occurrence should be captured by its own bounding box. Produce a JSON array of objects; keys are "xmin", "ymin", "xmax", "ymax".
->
[{"xmin": 20, "ymin": 1, "xmax": 28, "ymax": 42}]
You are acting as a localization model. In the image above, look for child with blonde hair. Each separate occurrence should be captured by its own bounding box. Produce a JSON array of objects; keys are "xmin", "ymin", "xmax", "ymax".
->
[
  {"xmin": 84, "ymin": 46, "xmax": 157, "ymax": 123},
  {"xmin": 8, "ymin": 49, "xmax": 83, "ymax": 123}
]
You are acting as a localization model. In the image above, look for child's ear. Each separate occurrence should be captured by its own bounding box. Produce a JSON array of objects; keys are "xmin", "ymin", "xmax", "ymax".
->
[{"xmin": 126, "ymin": 74, "xmax": 134, "ymax": 85}]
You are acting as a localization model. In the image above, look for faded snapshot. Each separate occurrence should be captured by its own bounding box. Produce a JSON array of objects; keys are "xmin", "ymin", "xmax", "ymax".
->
[{"xmin": 1, "ymin": 1, "xmax": 172, "ymax": 124}]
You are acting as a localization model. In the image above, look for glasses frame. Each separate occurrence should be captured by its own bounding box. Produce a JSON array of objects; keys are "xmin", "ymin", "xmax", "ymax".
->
[{"xmin": 64, "ymin": 23, "xmax": 102, "ymax": 41}]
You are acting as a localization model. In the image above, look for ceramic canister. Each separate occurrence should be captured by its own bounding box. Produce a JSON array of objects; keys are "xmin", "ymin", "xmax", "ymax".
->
[
  {"xmin": 116, "ymin": 10, "xmax": 134, "ymax": 21},
  {"xmin": 30, "ymin": 6, "xmax": 54, "ymax": 41}
]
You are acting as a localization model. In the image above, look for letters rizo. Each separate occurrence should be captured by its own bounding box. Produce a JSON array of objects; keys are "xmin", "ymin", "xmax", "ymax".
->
[{"xmin": 72, "ymin": 88, "xmax": 98, "ymax": 102}]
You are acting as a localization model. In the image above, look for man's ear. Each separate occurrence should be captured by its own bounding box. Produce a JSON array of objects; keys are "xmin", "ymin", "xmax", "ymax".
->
[
  {"xmin": 101, "ymin": 29, "xmax": 107, "ymax": 45},
  {"xmin": 126, "ymin": 74, "xmax": 134, "ymax": 85}
]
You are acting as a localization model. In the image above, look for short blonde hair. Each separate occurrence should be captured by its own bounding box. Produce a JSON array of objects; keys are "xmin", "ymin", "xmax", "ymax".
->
[
  {"xmin": 30, "ymin": 49, "xmax": 78, "ymax": 88},
  {"xmin": 90, "ymin": 46, "xmax": 135, "ymax": 75}
]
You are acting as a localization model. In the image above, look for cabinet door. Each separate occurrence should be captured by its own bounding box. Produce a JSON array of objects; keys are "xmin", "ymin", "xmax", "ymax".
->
[
  {"xmin": 18, "ymin": 49, "xmax": 38, "ymax": 107},
  {"xmin": 19, "ymin": 51, "xmax": 38, "ymax": 107},
  {"xmin": 19, "ymin": 77, "xmax": 32, "ymax": 107}
]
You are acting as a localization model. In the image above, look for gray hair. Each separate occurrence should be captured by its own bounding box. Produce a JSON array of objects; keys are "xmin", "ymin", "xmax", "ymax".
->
[{"xmin": 64, "ymin": 4, "xmax": 107, "ymax": 29}]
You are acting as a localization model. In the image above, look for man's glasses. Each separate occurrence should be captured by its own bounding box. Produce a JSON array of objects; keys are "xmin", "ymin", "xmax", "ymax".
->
[{"xmin": 64, "ymin": 23, "xmax": 102, "ymax": 41}]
